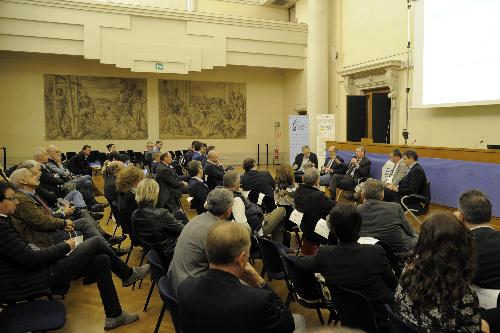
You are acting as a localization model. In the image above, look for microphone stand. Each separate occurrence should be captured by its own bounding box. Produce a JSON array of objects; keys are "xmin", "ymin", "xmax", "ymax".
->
[{"xmin": 403, "ymin": 0, "xmax": 414, "ymax": 145}]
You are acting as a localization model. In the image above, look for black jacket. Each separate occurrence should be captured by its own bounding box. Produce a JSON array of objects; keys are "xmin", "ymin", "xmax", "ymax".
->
[
  {"xmin": 322, "ymin": 155, "xmax": 347, "ymax": 175},
  {"xmin": 39, "ymin": 164, "xmax": 65, "ymax": 197},
  {"xmin": 471, "ymin": 227, "xmax": 500, "ymax": 289},
  {"xmin": 342, "ymin": 156, "xmax": 371, "ymax": 182},
  {"xmin": 397, "ymin": 163, "xmax": 426, "ymax": 197},
  {"xmin": 296, "ymin": 242, "xmax": 398, "ymax": 305},
  {"xmin": 117, "ymin": 191, "xmax": 138, "ymax": 236},
  {"xmin": 294, "ymin": 184, "xmax": 336, "ymax": 244},
  {"xmin": 104, "ymin": 175, "xmax": 118, "ymax": 204},
  {"xmin": 293, "ymin": 152, "xmax": 319, "ymax": 170},
  {"xmin": 187, "ymin": 178, "xmax": 210, "ymax": 215},
  {"xmin": 0, "ymin": 216, "xmax": 70, "ymax": 303},
  {"xmin": 155, "ymin": 162, "xmax": 184, "ymax": 212},
  {"xmin": 203, "ymin": 161, "xmax": 225, "ymax": 190},
  {"xmin": 240, "ymin": 169, "xmax": 275, "ymax": 198},
  {"xmin": 178, "ymin": 268, "xmax": 295, "ymax": 333},
  {"xmin": 68, "ymin": 152, "xmax": 91, "ymax": 176},
  {"xmin": 131, "ymin": 203, "xmax": 184, "ymax": 268}
]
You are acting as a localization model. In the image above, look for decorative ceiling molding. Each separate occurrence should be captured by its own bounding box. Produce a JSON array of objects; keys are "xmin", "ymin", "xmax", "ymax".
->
[{"xmin": 3, "ymin": 0, "xmax": 307, "ymax": 32}]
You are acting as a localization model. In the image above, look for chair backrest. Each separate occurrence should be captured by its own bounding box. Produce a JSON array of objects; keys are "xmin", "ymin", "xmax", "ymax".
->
[
  {"xmin": 0, "ymin": 299, "xmax": 66, "ymax": 333},
  {"xmin": 174, "ymin": 150, "xmax": 183, "ymax": 159},
  {"xmin": 65, "ymin": 151, "xmax": 77, "ymax": 160},
  {"xmin": 157, "ymin": 276, "xmax": 182, "ymax": 332},
  {"xmin": 422, "ymin": 177, "xmax": 431, "ymax": 213},
  {"xmin": 146, "ymin": 249, "xmax": 167, "ymax": 283},
  {"xmin": 385, "ymin": 304, "xmax": 423, "ymax": 333},
  {"xmin": 330, "ymin": 285, "xmax": 380, "ymax": 333},
  {"xmin": 282, "ymin": 255, "xmax": 325, "ymax": 303},
  {"xmin": 375, "ymin": 240, "xmax": 402, "ymax": 277},
  {"xmin": 255, "ymin": 235, "xmax": 286, "ymax": 279},
  {"xmin": 108, "ymin": 200, "xmax": 122, "ymax": 227}
]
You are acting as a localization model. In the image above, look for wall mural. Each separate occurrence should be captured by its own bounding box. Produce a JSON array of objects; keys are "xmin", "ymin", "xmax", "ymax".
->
[
  {"xmin": 44, "ymin": 74, "xmax": 147, "ymax": 140},
  {"xmin": 159, "ymin": 79, "xmax": 246, "ymax": 139}
]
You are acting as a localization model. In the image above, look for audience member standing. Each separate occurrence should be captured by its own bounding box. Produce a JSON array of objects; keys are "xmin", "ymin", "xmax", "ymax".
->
[
  {"xmin": 187, "ymin": 160, "xmax": 210, "ymax": 215},
  {"xmin": 155, "ymin": 152, "xmax": 187, "ymax": 214}
]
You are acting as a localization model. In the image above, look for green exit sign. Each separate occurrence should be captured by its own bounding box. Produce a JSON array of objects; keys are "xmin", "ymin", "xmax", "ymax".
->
[{"xmin": 155, "ymin": 63, "xmax": 164, "ymax": 70}]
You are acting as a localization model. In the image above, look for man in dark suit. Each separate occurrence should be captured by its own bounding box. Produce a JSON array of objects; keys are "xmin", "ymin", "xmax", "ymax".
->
[
  {"xmin": 191, "ymin": 141, "xmax": 207, "ymax": 166},
  {"xmin": 203, "ymin": 150, "xmax": 225, "ymax": 189},
  {"xmin": 293, "ymin": 145, "xmax": 318, "ymax": 183},
  {"xmin": 328, "ymin": 146, "xmax": 371, "ymax": 199},
  {"xmin": 155, "ymin": 152, "xmax": 187, "ymax": 213},
  {"xmin": 319, "ymin": 145, "xmax": 347, "ymax": 186},
  {"xmin": 455, "ymin": 189, "xmax": 500, "ymax": 332},
  {"xmin": 177, "ymin": 222, "xmax": 299, "ymax": 333},
  {"xmin": 295, "ymin": 203, "xmax": 398, "ymax": 312},
  {"xmin": 385, "ymin": 149, "xmax": 426, "ymax": 206},
  {"xmin": 68, "ymin": 145, "xmax": 93, "ymax": 176},
  {"xmin": 240, "ymin": 158, "xmax": 275, "ymax": 198},
  {"xmin": 187, "ymin": 160, "xmax": 210, "ymax": 215},
  {"xmin": 357, "ymin": 179, "xmax": 417, "ymax": 261},
  {"xmin": 294, "ymin": 167, "xmax": 336, "ymax": 254}
]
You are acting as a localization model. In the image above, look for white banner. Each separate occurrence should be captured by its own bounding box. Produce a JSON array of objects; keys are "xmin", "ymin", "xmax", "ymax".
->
[
  {"xmin": 315, "ymin": 114, "xmax": 335, "ymax": 167},
  {"xmin": 289, "ymin": 116, "xmax": 309, "ymax": 165}
]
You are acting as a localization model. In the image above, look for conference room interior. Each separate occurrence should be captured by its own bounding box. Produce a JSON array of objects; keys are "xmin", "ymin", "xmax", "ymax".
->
[{"xmin": 1, "ymin": 0, "xmax": 500, "ymax": 332}]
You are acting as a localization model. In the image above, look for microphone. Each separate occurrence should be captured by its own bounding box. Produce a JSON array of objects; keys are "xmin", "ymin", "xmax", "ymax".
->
[
  {"xmin": 473, "ymin": 140, "xmax": 484, "ymax": 149},
  {"xmin": 410, "ymin": 139, "xmax": 417, "ymax": 146}
]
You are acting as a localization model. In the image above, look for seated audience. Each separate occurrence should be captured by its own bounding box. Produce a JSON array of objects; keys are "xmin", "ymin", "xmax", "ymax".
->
[
  {"xmin": 187, "ymin": 160, "xmax": 210, "ymax": 215},
  {"xmin": 34, "ymin": 147, "xmax": 106, "ymax": 211},
  {"xmin": 177, "ymin": 222, "xmax": 299, "ymax": 333},
  {"xmin": 106, "ymin": 143, "xmax": 117, "ymax": 155},
  {"xmin": 274, "ymin": 164, "xmax": 298, "ymax": 207},
  {"xmin": 319, "ymin": 146, "xmax": 346, "ymax": 186},
  {"xmin": 455, "ymin": 189, "xmax": 500, "ymax": 332},
  {"xmin": 167, "ymin": 188, "xmax": 234, "ymax": 295},
  {"xmin": 104, "ymin": 161, "xmax": 125, "ymax": 205},
  {"xmin": 0, "ymin": 182, "xmax": 150, "ymax": 330},
  {"xmin": 294, "ymin": 167, "xmax": 336, "ymax": 254},
  {"xmin": 9, "ymin": 168, "xmax": 125, "ymax": 252},
  {"xmin": 240, "ymin": 158, "xmax": 275, "ymax": 198},
  {"xmin": 116, "ymin": 165, "xmax": 145, "ymax": 235},
  {"xmin": 385, "ymin": 149, "xmax": 426, "ymax": 205},
  {"xmin": 68, "ymin": 144, "xmax": 93, "ymax": 176},
  {"xmin": 357, "ymin": 179, "xmax": 417, "ymax": 261},
  {"xmin": 224, "ymin": 171, "xmax": 285, "ymax": 243},
  {"xmin": 155, "ymin": 151, "xmax": 187, "ymax": 214},
  {"xmin": 132, "ymin": 179, "xmax": 184, "ymax": 269},
  {"xmin": 203, "ymin": 150, "xmax": 225, "ymax": 189},
  {"xmin": 293, "ymin": 145, "xmax": 318, "ymax": 182},
  {"xmin": 296, "ymin": 203, "xmax": 397, "ymax": 313},
  {"xmin": 328, "ymin": 146, "xmax": 371, "ymax": 200},
  {"xmin": 395, "ymin": 212, "xmax": 489, "ymax": 332},
  {"xmin": 46, "ymin": 144, "xmax": 95, "ymax": 190},
  {"xmin": 102, "ymin": 151, "xmax": 128, "ymax": 177}
]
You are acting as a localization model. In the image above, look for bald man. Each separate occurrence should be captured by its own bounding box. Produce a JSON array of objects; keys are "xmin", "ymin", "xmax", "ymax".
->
[{"xmin": 203, "ymin": 150, "xmax": 226, "ymax": 190}]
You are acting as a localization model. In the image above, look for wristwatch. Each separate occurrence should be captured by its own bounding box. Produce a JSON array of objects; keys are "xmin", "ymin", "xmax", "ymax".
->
[{"xmin": 255, "ymin": 281, "xmax": 267, "ymax": 289}]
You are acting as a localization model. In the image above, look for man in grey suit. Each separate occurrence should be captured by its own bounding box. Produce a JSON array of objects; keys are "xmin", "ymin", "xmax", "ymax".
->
[
  {"xmin": 357, "ymin": 179, "xmax": 417, "ymax": 261},
  {"xmin": 167, "ymin": 188, "xmax": 234, "ymax": 296},
  {"xmin": 383, "ymin": 148, "xmax": 409, "ymax": 202}
]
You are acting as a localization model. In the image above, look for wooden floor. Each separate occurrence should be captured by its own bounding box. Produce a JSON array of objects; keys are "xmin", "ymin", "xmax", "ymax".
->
[{"xmin": 53, "ymin": 164, "xmax": 499, "ymax": 332}]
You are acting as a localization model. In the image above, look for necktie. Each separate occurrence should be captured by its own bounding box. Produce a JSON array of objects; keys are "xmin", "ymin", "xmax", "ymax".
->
[
  {"xmin": 33, "ymin": 193, "xmax": 53, "ymax": 214},
  {"xmin": 327, "ymin": 158, "xmax": 334, "ymax": 169}
]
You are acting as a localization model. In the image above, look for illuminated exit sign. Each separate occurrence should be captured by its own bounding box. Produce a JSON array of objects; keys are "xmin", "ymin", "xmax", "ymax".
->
[{"xmin": 155, "ymin": 63, "xmax": 164, "ymax": 70}]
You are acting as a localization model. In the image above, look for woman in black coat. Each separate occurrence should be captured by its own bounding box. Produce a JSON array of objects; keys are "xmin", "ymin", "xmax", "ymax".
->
[{"xmin": 131, "ymin": 179, "xmax": 184, "ymax": 269}]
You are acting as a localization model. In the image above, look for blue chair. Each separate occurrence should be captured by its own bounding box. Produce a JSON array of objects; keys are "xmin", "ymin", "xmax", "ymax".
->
[
  {"xmin": 143, "ymin": 250, "xmax": 167, "ymax": 313},
  {"xmin": 156, "ymin": 276, "xmax": 182, "ymax": 333},
  {"xmin": 0, "ymin": 299, "xmax": 66, "ymax": 332}
]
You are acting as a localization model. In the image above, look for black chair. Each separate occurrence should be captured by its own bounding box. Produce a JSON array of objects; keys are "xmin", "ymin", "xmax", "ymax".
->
[
  {"xmin": 330, "ymin": 285, "xmax": 381, "ymax": 333},
  {"xmin": 156, "ymin": 276, "xmax": 182, "ymax": 333},
  {"xmin": 401, "ymin": 177, "xmax": 431, "ymax": 224},
  {"xmin": 385, "ymin": 304, "xmax": 423, "ymax": 333},
  {"xmin": 247, "ymin": 190, "xmax": 276, "ymax": 214},
  {"xmin": 168, "ymin": 151, "xmax": 175, "ymax": 159},
  {"xmin": 255, "ymin": 236, "xmax": 293, "ymax": 306},
  {"xmin": 65, "ymin": 151, "xmax": 76, "ymax": 160},
  {"xmin": 108, "ymin": 200, "xmax": 122, "ymax": 236},
  {"xmin": 174, "ymin": 150, "xmax": 183, "ymax": 160},
  {"xmin": 281, "ymin": 255, "xmax": 337, "ymax": 325},
  {"xmin": 144, "ymin": 250, "xmax": 167, "ymax": 313},
  {"xmin": 0, "ymin": 299, "xmax": 66, "ymax": 332},
  {"xmin": 375, "ymin": 240, "xmax": 402, "ymax": 278},
  {"xmin": 87, "ymin": 150, "xmax": 100, "ymax": 163}
]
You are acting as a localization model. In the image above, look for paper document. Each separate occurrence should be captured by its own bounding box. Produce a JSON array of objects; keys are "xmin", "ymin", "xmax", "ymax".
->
[
  {"xmin": 358, "ymin": 237, "xmax": 379, "ymax": 245},
  {"xmin": 187, "ymin": 196, "xmax": 194, "ymax": 202},
  {"xmin": 66, "ymin": 235, "xmax": 84, "ymax": 256},
  {"xmin": 289, "ymin": 209, "xmax": 304, "ymax": 226},
  {"xmin": 314, "ymin": 218, "xmax": 330, "ymax": 238},
  {"xmin": 471, "ymin": 285, "xmax": 500, "ymax": 310},
  {"xmin": 257, "ymin": 192, "xmax": 265, "ymax": 205}
]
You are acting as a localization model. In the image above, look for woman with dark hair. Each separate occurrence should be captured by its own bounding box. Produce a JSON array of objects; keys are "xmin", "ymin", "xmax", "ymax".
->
[
  {"xmin": 131, "ymin": 179, "xmax": 184, "ymax": 269},
  {"xmin": 296, "ymin": 203, "xmax": 397, "ymax": 310},
  {"xmin": 396, "ymin": 212, "xmax": 489, "ymax": 332},
  {"xmin": 274, "ymin": 164, "xmax": 297, "ymax": 207}
]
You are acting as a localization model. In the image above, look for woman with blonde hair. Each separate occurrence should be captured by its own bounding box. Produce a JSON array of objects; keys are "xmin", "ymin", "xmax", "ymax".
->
[{"xmin": 131, "ymin": 179, "xmax": 184, "ymax": 268}]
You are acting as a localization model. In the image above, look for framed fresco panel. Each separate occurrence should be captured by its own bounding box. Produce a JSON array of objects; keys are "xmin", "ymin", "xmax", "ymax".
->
[
  {"xmin": 44, "ymin": 75, "xmax": 147, "ymax": 140},
  {"xmin": 159, "ymin": 79, "xmax": 246, "ymax": 139}
]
